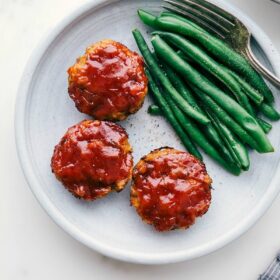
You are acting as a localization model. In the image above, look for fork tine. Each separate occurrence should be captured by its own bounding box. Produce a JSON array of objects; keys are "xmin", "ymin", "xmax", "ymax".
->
[
  {"xmin": 182, "ymin": 0, "xmax": 235, "ymax": 28},
  {"xmin": 162, "ymin": 5, "xmax": 226, "ymax": 39},
  {"xmin": 189, "ymin": 0, "xmax": 235, "ymax": 23},
  {"xmin": 164, "ymin": 0, "xmax": 231, "ymax": 35}
]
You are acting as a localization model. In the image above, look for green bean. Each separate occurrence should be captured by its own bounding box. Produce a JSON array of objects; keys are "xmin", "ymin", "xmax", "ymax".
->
[
  {"xmin": 247, "ymin": 88, "xmax": 280, "ymax": 121},
  {"xmin": 159, "ymin": 11, "xmax": 206, "ymax": 33},
  {"xmin": 153, "ymin": 31, "xmax": 246, "ymax": 105},
  {"xmin": 177, "ymin": 44, "xmax": 265, "ymax": 120},
  {"xmin": 152, "ymin": 15, "xmax": 274, "ymax": 103},
  {"xmin": 177, "ymin": 50, "xmax": 235, "ymax": 98},
  {"xmin": 244, "ymin": 101, "xmax": 272, "ymax": 133},
  {"xmin": 257, "ymin": 118, "xmax": 272, "ymax": 134},
  {"xmin": 162, "ymin": 63, "xmax": 203, "ymax": 113},
  {"xmin": 228, "ymin": 69, "xmax": 264, "ymax": 105},
  {"xmin": 145, "ymin": 69, "xmax": 202, "ymax": 159},
  {"xmin": 176, "ymin": 48, "xmax": 273, "ymax": 133},
  {"xmin": 176, "ymin": 51, "xmax": 273, "ymax": 131},
  {"xmin": 162, "ymin": 62, "xmax": 244, "ymax": 169},
  {"xmin": 220, "ymin": 67, "xmax": 279, "ymax": 122},
  {"xmin": 191, "ymin": 86, "xmax": 262, "ymax": 151},
  {"xmin": 260, "ymin": 103, "xmax": 280, "ymax": 121},
  {"xmin": 148, "ymin": 65, "xmax": 240, "ymax": 173},
  {"xmin": 172, "ymin": 106, "xmax": 241, "ymax": 175},
  {"xmin": 138, "ymin": 9, "xmax": 206, "ymax": 34},
  {"xmin": 137, "ymin": 9, "xmax": 157, "ymax": 28},
  {"xmin": 234, "ymin": 88, "xmax": 255, "ymax": 117},
  {"xmin": 146, "ymin": 56, "xmax": 240, "ymax": 173},
  {"xmin": 163, "ymin": 84, "xmax": 241, "ymax": 175},
  {"xmin": 148, "ymin": 101, "xmax": 236, "ymax": 165},
  {"xmin": 193, "ymin": 56, "xmax": 278, "ymax": 122},
  {"xmin": 176, "ymin": 50, "xmax": 193, "ymax": 63},
  {"xmin": 148, "ymin": 104, "xmax": 161, "ymax": 115},
  {"xmin": 207, "ymin": 110, "xmax": 250, "ymax": 171},
  {"xmin": 247, "ymin": 104, "xmax": 272, "ymax": 134},
  {"xmin": 132, "ymin": 29, "xmax": 210, "ymax": 125},
  {"xmin": 250, "ymin": 103, "xmax": 273, "ymax": 134},
  {"xmin": 137, "ymin": 11, "xmax": 274, "ymax": 103},
  {"xmin": 162, "ymin": 63, "xmax": 233, "ymax": 154},
  {"xmin": 151, "ymin": 35, "xmax": 273, "ymax": 153},
  {"xmin": 174, "ymin": 43, "xmax": 259, "ymax": 117},
  {"xmin": 205, "ymin": 109, "xmax": 240, "ymax": 167}
]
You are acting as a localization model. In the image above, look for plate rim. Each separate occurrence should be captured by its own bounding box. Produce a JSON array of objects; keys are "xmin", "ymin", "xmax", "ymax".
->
[{"xmin": 15, "ymin": 0, "xmax": 280, "ymax": 264}]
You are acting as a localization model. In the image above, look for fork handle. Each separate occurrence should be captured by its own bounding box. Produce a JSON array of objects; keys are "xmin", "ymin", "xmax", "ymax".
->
[{"xmin": 246, "ymin": 36, "xmax": 280, "ymax": 88}]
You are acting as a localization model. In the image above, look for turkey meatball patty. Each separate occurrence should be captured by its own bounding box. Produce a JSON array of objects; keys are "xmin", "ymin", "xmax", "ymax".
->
[
  {"xmin": 51, "ymin": 120, "xmax": 133, "ymax": 200},
  {"xmin": 68, "ymin": 39, "xmax": 148, "ymax": 121},
  {"xmin": 131, "ymin": 148, "xmax": 212, "ymax": 231}
]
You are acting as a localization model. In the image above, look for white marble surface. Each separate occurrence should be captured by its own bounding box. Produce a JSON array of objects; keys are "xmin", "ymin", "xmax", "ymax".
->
[{"xmin": 1, "ymin": 0, "xmax": 280, "ymax": 279}]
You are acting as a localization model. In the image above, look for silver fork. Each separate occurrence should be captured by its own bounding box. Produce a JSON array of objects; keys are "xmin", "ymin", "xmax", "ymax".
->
[{"xmin": 162, "ymin": 0, "xmax": 280, "ymax": 88}]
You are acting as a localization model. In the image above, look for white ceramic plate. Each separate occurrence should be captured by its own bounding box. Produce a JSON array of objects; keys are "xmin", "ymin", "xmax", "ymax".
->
[{"xmin": 15, "ymin": 0, "xmax": 280, "ymax": 264}]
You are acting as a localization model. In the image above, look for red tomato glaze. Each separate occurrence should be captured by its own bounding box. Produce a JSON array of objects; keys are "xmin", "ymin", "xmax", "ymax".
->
[
  {"xmin": 131, "ymin": 148, "xmax": 212, "ymax": 231},
  {"xmin": 51, "ymin": 120, "xmax": 133, "ymax": 200},
  {"xmin": 68, "ymin": 40, "xmax": 148, "ymax": 120}
]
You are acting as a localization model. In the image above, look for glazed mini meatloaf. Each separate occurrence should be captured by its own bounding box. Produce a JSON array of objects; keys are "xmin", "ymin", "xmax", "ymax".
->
[
  {"xmin": 68, "ymin": 39, "xmax": 148, "ymax": 121},
  {"xmin": 51, "ymin": 120, "xmax": 133, "ymax": 200},
  {"xmin": 131, "ymin": 147, "xmax": 212, "ymax": 231}
]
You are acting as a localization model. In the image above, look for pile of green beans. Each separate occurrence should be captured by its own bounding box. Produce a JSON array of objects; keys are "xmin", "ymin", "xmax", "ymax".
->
[{"xmin": 132, "ymin": 9, "xmax": 279, "ymax": 175}]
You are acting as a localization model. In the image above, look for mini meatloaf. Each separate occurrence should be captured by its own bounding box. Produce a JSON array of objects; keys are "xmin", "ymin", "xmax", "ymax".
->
[
  {"xmin": 68, "ymin": 39, "xmax": 148, "ymax": 121},
  {"xmin": 51, "ymin": 120, "xmax": 133, "ymax": 200},
  {"xmin": 131, "ymin": 147, "xmax": 212, "ymax": 231}
]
